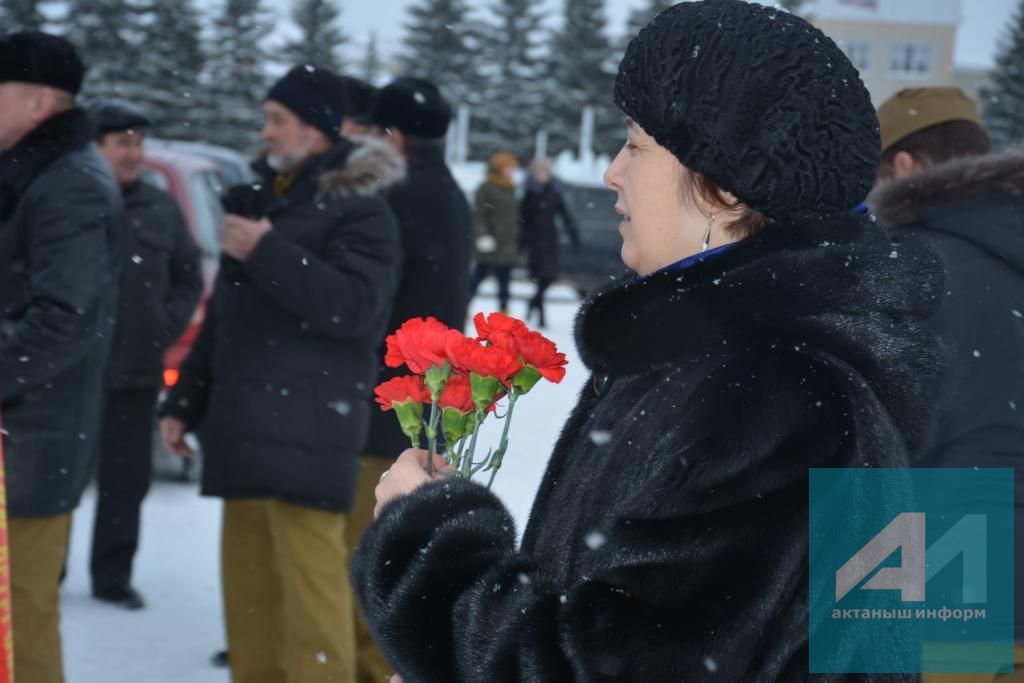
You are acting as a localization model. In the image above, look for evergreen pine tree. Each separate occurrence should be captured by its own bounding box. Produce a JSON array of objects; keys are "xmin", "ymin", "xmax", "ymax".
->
[
  {"xmin": 361, "ymin": 31, "xmax": 382, "ymax": 84},
  {"xmin": 624, "ymin": 0, "xmax": 675, "ymax": 39},
  {"xmin": 64, "ymin": 0, "xmax": 148, "ymax": 102},
  {"xmin": 399, "ymin": 0, "xmax": 482, "ymax": 115},
  {"xmin": 982, "ymin": 0, "xmax": 1024, "ymax": 148},
  {"xmin": 197, "ymin": 0, "xmax": 273, "ymax": 152},
  {"xmin": 475, "ymin": 0, "xmax": 547, "ymax": 160},
  {"xmin": 546, "ymin": 0, "xmax": 619, "ymax": 158},
  {"xmin": 131, "ymin": 0, "xmax": 205, "ymax": 140},
  {"xmin": 1, "ymin": 0, "xmax": 44, "ymax": 30},
  {"xmin": 283, "ymin": 0, "xmax": 346, "ymax": 71}
]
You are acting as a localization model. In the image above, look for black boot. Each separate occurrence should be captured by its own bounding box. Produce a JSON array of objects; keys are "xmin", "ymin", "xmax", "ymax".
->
[{"xmin": 92, "ymin": 585, "xmax": 146, "ymax": 610}]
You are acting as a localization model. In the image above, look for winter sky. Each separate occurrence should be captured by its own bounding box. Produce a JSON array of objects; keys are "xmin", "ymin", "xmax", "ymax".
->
[{"xmin": 293, "ymin": 0, "xmax": 1017, "ymax": 70}]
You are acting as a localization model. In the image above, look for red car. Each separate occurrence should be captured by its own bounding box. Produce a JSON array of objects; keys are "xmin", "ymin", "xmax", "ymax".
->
[{"xmin": 140, "ymin": 148, "xmax": 225, "ymax": 389}]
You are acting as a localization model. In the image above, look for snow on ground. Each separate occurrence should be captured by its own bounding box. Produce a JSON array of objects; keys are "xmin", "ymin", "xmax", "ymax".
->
[{"xmin": 63, "ymin": 281, "xmax": 587, "ymax": 683}]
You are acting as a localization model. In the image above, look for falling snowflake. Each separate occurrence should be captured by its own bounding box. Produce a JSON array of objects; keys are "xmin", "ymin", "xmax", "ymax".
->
[{"xmin": 584, "ymin": 531, "xmax": 607, "ymax": 550}]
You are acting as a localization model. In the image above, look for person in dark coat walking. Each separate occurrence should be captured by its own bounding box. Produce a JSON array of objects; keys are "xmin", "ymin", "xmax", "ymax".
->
[
  {"xmin": 470, "ymin": 152, "xmax": 520, "ymax": 313},
  {"xmin": 347, "ymin": 75, "xmax": 472, "ymax": 683},
  {"xmin": 870, "ymin": 87, "xmax": 1024, "ymax": 672},
  {"xmin": 0, "ymin": 31, "xmax": 121, "ymax": 683},
  {"xmin": 86, "ymin": 98, "xmax": 202, "ymax": 611},
  {"xmin": 351, "ymin": 3, "xmax": 942, "ymax": 681},
  {"xmin": 520, "ymin": 158, "xmax": 579, "ymax": 327},
  {"xmin": 158, "ymin": 65, "xmax": 404, "ymax": 682}
]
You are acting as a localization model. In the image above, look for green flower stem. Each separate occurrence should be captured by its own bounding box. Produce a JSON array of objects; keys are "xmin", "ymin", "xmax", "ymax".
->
[
  {"xmin": 426, "ymin": 398, "xmax": 440, "ymax": 477},
  {"xmin": 462, "ymin": 408, "xmax": 486, "ymax": 478},
  {"xmin": 485, "ymin": 393, "xmax": 518, "ymax": 489}
]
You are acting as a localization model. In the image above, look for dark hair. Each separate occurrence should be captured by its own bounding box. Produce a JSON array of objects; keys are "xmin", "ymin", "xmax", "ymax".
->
[
  {"xmin": 879, "ymin": 120, "xmax": 991, "ymax": 175},
  {"xmin": 681, "ymin": 169, "xmax": 771, "ymax": 239}
]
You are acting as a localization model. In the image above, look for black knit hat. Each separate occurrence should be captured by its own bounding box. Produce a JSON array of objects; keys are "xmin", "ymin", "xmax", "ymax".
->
[
  {"xmin": 363, "ymin": 77, "xmax": 452, "ymax": 139},
  {"xmin": 341, "ymin": 76, "xmax": 376, "ymax": 120},
  {"xmin": 0, "ymin": 31, "xmax": 85, "ymax": 95},
  {"xmin": 266, "ymin": 65, "xmax": 350, "ymax": 141},
  {"xmin": 86, "ymin": 97, "xmax": 152, "ymax": 134},
  {"xmin": 615, "ymin": 0, "xmax": 880, "ymax": 219}
]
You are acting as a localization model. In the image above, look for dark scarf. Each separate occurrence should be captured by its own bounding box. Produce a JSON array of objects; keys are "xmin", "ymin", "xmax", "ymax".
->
[{"xmin": 0, "ymin": 107, "xmax": 94, "ymax": 219}]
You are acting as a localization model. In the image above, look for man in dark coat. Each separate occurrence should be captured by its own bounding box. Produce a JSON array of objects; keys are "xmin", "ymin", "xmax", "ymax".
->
[
  {"xmin": 870, "ymin": 86, "xmax": 1024, "ymax": 663},
  {"xmin": 348, "ymin": 75, "xmax": 472, "ymax": 683},
  {"xmin": 158, "ymin": 65, "xmax": 403, "ymax": 682},
  {"xmin": 0, "ymin": 31, "xmax": 121, "ymax": 683},
  {"xmin": 87, "ymin": 98, "xmax": 202, "ymax": 610}
]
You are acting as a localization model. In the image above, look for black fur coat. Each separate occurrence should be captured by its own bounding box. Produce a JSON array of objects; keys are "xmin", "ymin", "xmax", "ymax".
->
[{"xmin": 351, "ymin": 214, "xmax": 944, "ymax": 681}]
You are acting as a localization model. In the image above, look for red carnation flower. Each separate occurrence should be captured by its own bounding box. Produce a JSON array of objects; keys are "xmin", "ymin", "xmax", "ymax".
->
[
  {"xmin": 385, "ymin": 317, "xmax": 463, "ymax": 374},
  {"xmin": 447, "ymin": 336, "xmax": 523, "ymax": 382},
  {"xmin": 374, "ymin": 375, "xmax": 431, "ymax": 411},
  {"xmin": 515, "ymin": 330, "xmax": 568, "ymax": 383},
  {"xmin": 474, "ymin": 311, "xmax": 529, "ymax": 351},
  {"xmin": 438, "ymin": 374, "xmax": 474, "ymax": 413}
]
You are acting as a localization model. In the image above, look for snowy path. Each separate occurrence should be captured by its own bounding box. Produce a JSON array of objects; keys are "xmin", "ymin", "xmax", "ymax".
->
[{"xmin": 62, "ymin": 283, "xmax": 588, "ymax": 682}]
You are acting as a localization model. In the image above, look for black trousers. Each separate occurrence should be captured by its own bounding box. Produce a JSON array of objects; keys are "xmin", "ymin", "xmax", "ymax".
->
[
  {"xmin": 470, "ymin": 264, "xmax": 512, "ymax": 311},
  {"xmin": 90, "ymin": 386, "xmax": 160, "ymax": 592}
]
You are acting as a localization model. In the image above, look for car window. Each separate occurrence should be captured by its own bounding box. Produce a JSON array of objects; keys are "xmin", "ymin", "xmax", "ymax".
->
[{"xmin": 190, "ymin": 170, "xmax": 224, "ymax": 259}]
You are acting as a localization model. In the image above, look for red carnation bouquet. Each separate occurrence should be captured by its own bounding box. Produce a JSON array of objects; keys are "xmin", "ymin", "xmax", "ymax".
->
[{"xmin": 374, "ymin": 313, "xmax": 568, "ymax": 488}]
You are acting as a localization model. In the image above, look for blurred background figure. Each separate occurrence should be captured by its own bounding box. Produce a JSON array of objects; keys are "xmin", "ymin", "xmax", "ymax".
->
[
  {"xmin": 0, "ymin": 30, "xmax": 121, "ymax": 683},
  {"xmin": 869, "ymin": 86, "xmax": 1024, "ymax": 672},
  {"xmin": 520, "ymin": 158, "xmax": 580, "ymax": 328},
  {"xmin": 469, "ymin": 151, "xmax": 520, "ymax": 314},
  {"xmin": 86, "ymin": 97, "xmax": 202, "ymax": 611}
]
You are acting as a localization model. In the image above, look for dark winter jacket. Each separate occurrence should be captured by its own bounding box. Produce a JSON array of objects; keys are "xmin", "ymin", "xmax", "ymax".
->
[
  {"xmin": 0, "ymin": 108, "xmax": 121, "ymax": 518},
  {"xmin": 364, "ymin": 142, "xmax": 473, "ymax": 459},
  {"xmin": 869, "ymin": 150, "xmax": 1024, "ymax": 640},
  {"xmin": 160, "ymin": 137, "xmax": 405, "ymax": 512},
  {"xmin": 520, "ymin": 182, "xmax": 579, "ymax": 281},
  {"xmin": 473, "ymin": 179, "xmax": 520, "ymax": 266},
  {"xmin": 107, "ymin": 179, "xmax": 202, "ymax": 389},
  {"xmin": 352, "ymin": 215, "xmax": 943, "ymax": 681}
]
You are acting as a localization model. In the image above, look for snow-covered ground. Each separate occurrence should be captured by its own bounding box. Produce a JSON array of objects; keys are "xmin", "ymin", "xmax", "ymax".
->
[{"xmin": 62, "ymin": 281, "xmax": 588, "ymax": 683}]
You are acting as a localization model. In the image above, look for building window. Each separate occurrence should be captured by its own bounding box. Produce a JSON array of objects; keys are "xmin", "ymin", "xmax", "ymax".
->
[
  {"xmin": 839, "ymin": 40, "xmax": 872, "ymax": 72},
  {"xmin": 889, "ymin": 43, "xmax": 933, "ymax": 77}
]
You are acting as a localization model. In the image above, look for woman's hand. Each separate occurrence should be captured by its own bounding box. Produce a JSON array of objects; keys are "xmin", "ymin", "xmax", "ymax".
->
[{"xmin": 374, "ymin": 449, "xmax": 452, "ymax": 518}]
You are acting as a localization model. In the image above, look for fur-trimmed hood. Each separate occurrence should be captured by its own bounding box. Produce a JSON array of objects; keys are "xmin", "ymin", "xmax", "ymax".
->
[
  {"xmin": 868, "ymin": 151, "xmax": 1024, "ymax": 274},
  {"xmin": 316, "ymin": 134, "xmax": 406, "ymax": 199},
  {"xmin": 869, "ymin": 151, "xmax": 1024, "ymax": 226}
]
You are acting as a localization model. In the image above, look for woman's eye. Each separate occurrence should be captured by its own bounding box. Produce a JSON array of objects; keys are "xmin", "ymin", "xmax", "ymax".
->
[{"xmin": 625, "ymin": 142, "xmax": 638, "ymax": 152}]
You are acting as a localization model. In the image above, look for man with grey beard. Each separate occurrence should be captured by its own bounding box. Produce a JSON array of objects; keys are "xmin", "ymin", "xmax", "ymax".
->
[{"xmin": 158, "ymin": 65, "xmax": 404, "ymax": 682}]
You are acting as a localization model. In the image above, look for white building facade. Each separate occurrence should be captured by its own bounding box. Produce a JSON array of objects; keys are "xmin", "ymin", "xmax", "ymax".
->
[{"xmin": 806, "ymin": 0, "xmax": 963, "ymax": 106}]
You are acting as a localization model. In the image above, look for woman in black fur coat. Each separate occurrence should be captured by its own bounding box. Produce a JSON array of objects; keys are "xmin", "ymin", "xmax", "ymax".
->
[{"xmin": 351, "ymin": 1, "xmax": 944, "ymax": 680}]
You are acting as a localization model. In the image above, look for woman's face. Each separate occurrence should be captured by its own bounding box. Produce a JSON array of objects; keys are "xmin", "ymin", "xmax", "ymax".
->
[{"xmin": 604, "ymin": 121, "xmax": 725, "ymax": 275}]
